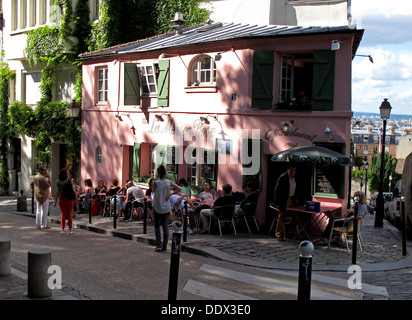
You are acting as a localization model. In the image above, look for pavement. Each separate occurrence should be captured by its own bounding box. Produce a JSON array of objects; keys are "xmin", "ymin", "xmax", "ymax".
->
[{"xmin": 1, "ymin": 195, "xmax": 412, "ymax": 300}]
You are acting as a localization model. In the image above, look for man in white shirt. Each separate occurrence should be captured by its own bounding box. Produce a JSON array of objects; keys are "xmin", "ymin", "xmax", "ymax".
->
[{"xmin": 122, "ymin": 181, "xmax": 145, "ymax": 221}]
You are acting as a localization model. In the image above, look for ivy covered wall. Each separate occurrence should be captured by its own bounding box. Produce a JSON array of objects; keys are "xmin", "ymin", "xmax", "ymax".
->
[{"xmin": 0, "ymin": 0, "xmax": 209, "ymax": 194}]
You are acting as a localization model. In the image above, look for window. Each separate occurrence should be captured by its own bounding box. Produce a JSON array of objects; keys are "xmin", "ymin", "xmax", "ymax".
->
[
  {"xmin": 253, "ymin": 50, "xmax": 334, "ymax": 111},
  {"xmin": 278, "ymin": 53, "xmax": 313, "ymax": 108},
  {"xmin": 39, "ymin": 0, "xmax": 47, "ymax": 25},
  {"xmin": 190, "ymin": 55, "xmax": 216, "ymax": 86},
  {"xmin": 97, "ymin": 67, "xmax": 108, "ymax": 103},
  {"xmin": 139, "ymin": 64, "xmax": 159, "ymax": 95},
  {"xmin": 186, "ymin": 148, "xmax": 198, "ymax": 186},
  {"xmin": 95, "ymin": 146, "xmax": 103, "ymax": 165},
  {"xmin": 29, "ymin": 0, "xmax": 37, "ymax": 27},
  {"xmin": 11, "ymin": 0, "xmax": 18, "ymax": 30},
  {"xmin": 24, "ymin": 72, "xmax": 42, "ymax": 105},
  {"xmin": 20, "ymin": 0, "xmax": 27, "ymax": 29}
]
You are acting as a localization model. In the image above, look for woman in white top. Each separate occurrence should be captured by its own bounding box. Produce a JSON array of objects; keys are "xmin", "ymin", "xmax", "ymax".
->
[{"xmin": 152, "ymin": 165, "xmax": 181, "ymax": 252}]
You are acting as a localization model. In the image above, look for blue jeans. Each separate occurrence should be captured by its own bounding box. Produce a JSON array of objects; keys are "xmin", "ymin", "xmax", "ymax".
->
[{"xmin": 154, "ymin": 210, "xmax": 170, "ymax": 249}]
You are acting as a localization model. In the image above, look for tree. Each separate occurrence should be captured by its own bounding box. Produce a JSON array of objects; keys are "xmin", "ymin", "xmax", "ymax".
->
[
  {"xmin": 369, "ymin": 152, "xmax": 400, "ymax": 192},
  {"xmin": 155, "ymin": 0, "xmax": 210, "ymax": 34}
]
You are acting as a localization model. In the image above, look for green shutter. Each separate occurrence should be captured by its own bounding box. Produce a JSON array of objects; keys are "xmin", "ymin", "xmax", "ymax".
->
[
  {"xmin": 252, "ymin": 51, "xmax": 274, "ymax": 109},
  {"xmin": 132, "ymin": 142, "xmax": 141, "ymax": 182},
  {"xmin": 157, "ymin": 59, "xmax": 170, "ymax": 107},
  {"xmin": 124, "ymin": 63, "xmax": 141, "ymax": 105},
  {"xmin": 312, "ymin": 50, "xmax": 335, "ymax": 111}
]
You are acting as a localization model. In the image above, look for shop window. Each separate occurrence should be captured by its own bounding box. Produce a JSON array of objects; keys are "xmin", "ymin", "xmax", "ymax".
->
[
  {"xmin": 189, "ymin": 55, "xmax": 216, "ymax": 86},
  {"xmin": 97, "ymin": 67, "xmax": 108, "ymax": 104}
]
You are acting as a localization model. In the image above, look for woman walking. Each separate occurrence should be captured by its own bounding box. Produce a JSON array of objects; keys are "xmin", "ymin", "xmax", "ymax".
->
[
  {"xmin": 54, "ymin": 168, "xmax": 77, "ymax": 235},
  {"xmin": 152, "ymin": 165, "xmax": 181, "ymax": 252}
]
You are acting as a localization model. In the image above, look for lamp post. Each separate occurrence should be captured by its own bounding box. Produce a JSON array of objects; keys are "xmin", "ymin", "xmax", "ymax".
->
[
  {"xmin": 375, "ymin": 98, "xmax": 392, "ymax": 228},
  {"xmin": 68, "ymin": 100, "xmax": 80, "ymax": 180},
  {"xmin": 364, "ymin": 161, "xmax": 369, "ymax": 201}
]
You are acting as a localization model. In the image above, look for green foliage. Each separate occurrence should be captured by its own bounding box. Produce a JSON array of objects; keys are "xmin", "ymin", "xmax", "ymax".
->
[
  {"xmin": 25, "ymin": 26, "xmax": 63, "ymax": 66},
  {"xmin": 0, "ymin": 55, "xmax": 15, "ymax": 193},
  {"xmin": 155, "ymin": 0, "xmax": 210, "ymax": 34},
  {"xmin": 368, "ymin": 152, "xmax": 401, "ymax": 192}
]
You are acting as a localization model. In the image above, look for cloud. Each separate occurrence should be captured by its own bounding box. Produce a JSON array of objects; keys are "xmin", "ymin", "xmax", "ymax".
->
[
  {"xmin": 351, "ymin": 1, "xmax": 412, "ymax": 115},
  {"xmin": 352, "ymin": 0, "xmax": 412, "ymax": 46}
]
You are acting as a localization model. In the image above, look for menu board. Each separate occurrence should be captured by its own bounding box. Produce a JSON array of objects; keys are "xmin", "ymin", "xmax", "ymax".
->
[
  {"xmin": 166, "ymin": 146, "xmax": 177, "ymax": 173},
  {"xmin": 315, "ymin": 164, "xmax": 342, "ymax": 196}
]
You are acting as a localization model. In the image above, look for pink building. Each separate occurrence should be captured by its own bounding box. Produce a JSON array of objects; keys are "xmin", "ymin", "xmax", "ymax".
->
[{"xmin": 79, "ymin": 22, "xmax": 363, "ymax": 228}]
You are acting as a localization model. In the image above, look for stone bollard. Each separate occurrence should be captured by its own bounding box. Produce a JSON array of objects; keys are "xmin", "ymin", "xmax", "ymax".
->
[
  {"xmin": 0, "ymin": 238, "xmax": 11, "ymax": 276},
  {"xmin": 17, "ymin": 195, "xmax": 27, "ymax": 211},
  {"xmin": 28, "ymin": 249, "xmax": 52, "ymax": 298}
]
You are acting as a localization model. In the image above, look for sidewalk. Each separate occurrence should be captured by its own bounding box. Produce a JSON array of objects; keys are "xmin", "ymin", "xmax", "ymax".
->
[{"xmin": 1, "ymin": 196, "xmax": 411, "ymax": 299}]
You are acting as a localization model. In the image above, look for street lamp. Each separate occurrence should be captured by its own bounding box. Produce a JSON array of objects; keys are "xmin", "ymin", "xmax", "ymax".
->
[
  {"xmin": 375, "ymin": 98, "xmax": 392, "ymax": 228},
  {"xmin": 364, "ymin": 161, "xmax": 369, "ymax": 201},
  {"xmin": 68, "ymin": 100, "xmax": 81, "ymax": 180}
]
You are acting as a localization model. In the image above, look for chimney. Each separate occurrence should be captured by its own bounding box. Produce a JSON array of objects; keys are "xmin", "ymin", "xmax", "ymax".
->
[{"xmin": 171, "ymin": 12, "xmax": 186, "ymax": 35}]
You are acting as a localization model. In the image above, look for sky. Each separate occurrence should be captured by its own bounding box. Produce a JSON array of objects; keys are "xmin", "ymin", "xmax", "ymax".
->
[{"xmin": 351, "ymin": 0, "xmax": 412, "ymax": 115}]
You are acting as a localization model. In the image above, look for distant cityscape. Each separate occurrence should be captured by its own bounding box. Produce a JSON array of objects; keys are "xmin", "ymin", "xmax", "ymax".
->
[{"xmin": 353, "ymin": 112, "xmax": 412, "ymax": 122}]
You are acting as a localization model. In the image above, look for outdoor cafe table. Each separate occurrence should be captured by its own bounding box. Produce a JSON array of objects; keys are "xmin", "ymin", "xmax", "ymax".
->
[{"xmin": 287, "ymin": 204, "xmax": 342, "ymax": 241}]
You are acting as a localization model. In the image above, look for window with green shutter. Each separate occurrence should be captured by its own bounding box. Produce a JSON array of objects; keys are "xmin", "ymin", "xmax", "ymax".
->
[
  {"xmin": 157, "ymin": 59, "xmax": 170, "ymax": 107},
  {"xmin": 131, "ymin": 142, "xmax": 141, "ymax": 182},
  {"xmin": 312, "ymin": 50, "xmax": 335, "ymax": 111},
  {"xmin": 252, "ymin": 51, "xmax": 274, "ymax": 109},
  {"xmin": 124, "ymin": 63, "xmax": 140, "ymax": 105}
]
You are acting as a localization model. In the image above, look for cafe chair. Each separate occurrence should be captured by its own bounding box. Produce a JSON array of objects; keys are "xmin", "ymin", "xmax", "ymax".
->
[
  {"xmin": 210, "ymin": 205, "xmax": 236, "ymax": 237},
  {"xmin": 242, "ymin": 202, "xmax": 260, "ymax": 233},
  {"xmin": 328, "ymin": 216, "xmax": 364, "ymax": 253}
]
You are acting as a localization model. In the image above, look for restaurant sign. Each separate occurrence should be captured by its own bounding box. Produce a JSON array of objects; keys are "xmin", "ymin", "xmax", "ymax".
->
[{"xmin": 265, "ymin": 127, "xmax": 317, "ymax": 143}]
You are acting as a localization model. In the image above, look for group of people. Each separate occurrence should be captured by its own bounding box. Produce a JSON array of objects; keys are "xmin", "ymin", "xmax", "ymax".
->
[{"xmin": 31, "ymin": 162, "xmax": 368, "ymax": 251}]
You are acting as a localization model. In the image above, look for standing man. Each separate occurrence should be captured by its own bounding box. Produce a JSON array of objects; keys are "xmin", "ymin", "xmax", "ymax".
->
[
  {"xmin": 32, "ymin": 166, "xmax": 52, "ymax": 229},
  {"xmin": 274, "ymin": 164, "xmax": 298, "ymax": 241}
]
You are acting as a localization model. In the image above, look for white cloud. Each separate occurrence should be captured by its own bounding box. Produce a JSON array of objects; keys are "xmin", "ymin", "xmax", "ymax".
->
[{"xmin": 351, "ymin": 0, "xmax": 412, "ymax": 115}]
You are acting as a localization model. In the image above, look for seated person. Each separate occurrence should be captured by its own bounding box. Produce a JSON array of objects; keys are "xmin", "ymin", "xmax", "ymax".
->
[
  {"xmin": 169, "ymin": 192, "xmax": 196, "ymax": 234},
  {"xmin": 323, "ymin": 191, "xmax": 368, "ymax": 238},
  {"xmin": 178, "ymin": 178, "xmax": 192, "ymax": 199},
  {"xmin": 121, "ymin": 181, "xmax": 145, "ymax": 221},
  {"xmin": 200, "ymin": 184, "xmax": 236, "ymax": 233},
  {"xmin": 347, "ymin": 191, "xmax": 368, "ymax": 217},
  {"xmin": 106, "ymin": 179, "xmax": 121, "ymax": 196},
  {"xmin": 234, "ymin": 181, "xmax": 259, "ymax": 217},
  {"xmin": 81, "ymin": 178, "xmax": 94, "ymax": 213},
  {"xmin": 198, "ymin": 180, "xmax": 218, "ymax": 202},
  {"xmin": 193, "ymin": 180, "xmax": 218, "ymax": 217}
]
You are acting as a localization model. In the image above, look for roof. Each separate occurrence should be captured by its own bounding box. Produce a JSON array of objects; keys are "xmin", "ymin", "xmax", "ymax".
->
[{"xmin": 78, "ymin": 22, "xmax": 363, "ymax": 61}]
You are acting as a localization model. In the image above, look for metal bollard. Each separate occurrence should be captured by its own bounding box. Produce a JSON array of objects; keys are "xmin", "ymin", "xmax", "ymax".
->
[
  {"xmin": 28, "ymin": 249, "xmax": 52, "ymax": 298},
  {"xmin": 297, "ymin": 240, "xmax": 314, "ymax": 300},
  {"xmin": 17, "ymin": 194, "xmax": 27, "ymax": 211},
  {"xmin": 89, "ymin": 196, "xmax": 92, "ymax": 224},
  {"xmin": 0, "ymin": 238, "xmax": 11, "ymax": 276},
  {"xmin": 168, "ymin": 221, "xmax": 183, "ymax": 300},
  {"xmin": 113, "ymin": 195, "xmax": 117, "ymax": 229},
  {"xmin": 352, "ymin": 196, "xmax": 359, "ymax": 265},
  {"xmin": 32, "ymin": 189, "xmax": 35, "ymax": 214},
  {"xmin": 143, "ymin": 198, "xmax": 147, "ymax": 234},
  {"xmin": 183, "ymin": 201, "xmax": 188, "ymax": 242},
  {"xmin": 401, "ymin": 196, "xmax": 406, "ymax": 256}
]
